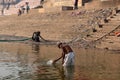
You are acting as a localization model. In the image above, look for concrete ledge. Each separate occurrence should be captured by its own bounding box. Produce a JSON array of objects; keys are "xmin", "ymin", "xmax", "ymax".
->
[
  {"xmin": 43, "ymin": 0, "xmax": 82, "ymax": 12},
  {"xmin": 62, "ymin": 6, "xmax": 73, "ymax": 11}
]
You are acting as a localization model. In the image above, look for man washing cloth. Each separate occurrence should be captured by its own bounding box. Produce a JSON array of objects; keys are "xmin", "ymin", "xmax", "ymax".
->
[{"xmin": 53, "ymin": 43, "xmax": 75, "ymax": 66}]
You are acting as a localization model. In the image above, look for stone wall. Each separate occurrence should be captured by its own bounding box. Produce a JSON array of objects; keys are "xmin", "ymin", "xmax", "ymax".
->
[
  {"xmin": 85, "ymin": 0, "xmax": 120, "ymax": 9},
  {"xmin": 40, "ymin": 0, "xmax": 120, "ymax": 13},
  {"xmin": 42, "ymin": 0, "xmax": 82, "ymax": 12}
]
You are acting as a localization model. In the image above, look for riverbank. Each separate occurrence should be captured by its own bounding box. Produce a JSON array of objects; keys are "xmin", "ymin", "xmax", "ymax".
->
[{"xmin": 0, "ymin": 7, "xmax": 120, "ymax": 50}]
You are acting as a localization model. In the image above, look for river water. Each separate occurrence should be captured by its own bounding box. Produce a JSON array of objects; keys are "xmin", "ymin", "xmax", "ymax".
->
[{"xmin": 0, "ymin": 42, "xmax": 119, "ymax": 80}]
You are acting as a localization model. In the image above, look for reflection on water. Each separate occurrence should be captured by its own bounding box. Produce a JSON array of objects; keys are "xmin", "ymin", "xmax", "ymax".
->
[
  {"xmin": 34, "ymin": 64, "xmax": 75, "ymax": 80},
  {"xmin": 32, "ymin": 44, "xmax": 40, "ymax": 54},
  {"xmin": 0, "ymin": 42, "xmax": 119, "ymax": 80},
  {"xmin": 63, "ymin": 66, "xmax": 74, "ymax": 80}
]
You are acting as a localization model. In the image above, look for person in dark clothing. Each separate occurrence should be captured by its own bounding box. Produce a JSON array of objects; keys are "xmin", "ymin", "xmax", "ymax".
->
[
  {"xmin": 26, "ymin": 5, "xmax": 30, "ymax": 13},
  {"xmin": 18, "ymin": 9, "xmax": 22, "ymax": 16},
  {"xmin": 74, "ymin": 0, "xmax": 78, "ymax": 9},
  {"xmin": 21, "ymin": 6, "xmax": 25, "ymax": 14},
  {"xmin": 32, "ymin": 31, "xmax": 46, "ymax": 42},
  {"xmin": 1, "ymin": 8, "xmax": 4, "ymax": 15},
  {"xmin": 6, "ymin": 2, "xmax": 10, "ymax": 10},
  {"xmin": 25, "ymin": 2, "xmax": 30, "ymax": 13},
  {"xmin": 40, "ymin": 0, "xmax": 44, "ymax": 3}
]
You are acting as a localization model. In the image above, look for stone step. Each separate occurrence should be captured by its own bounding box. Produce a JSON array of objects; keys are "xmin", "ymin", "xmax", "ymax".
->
[
  {"xmin": 96, "ymin": 42, "xmax": 120, "ymax": 50},
  {"xmin": 86, "ymin": 25, "xmax": 120, "ymax": 41},
  {"xmin": 96, "ymin": 29, "xmax": 115, "ymax": 34},
  {"xmin": 110, "ymin": 16, "xmax": 120, "ymax": 21},
  {"xmin": 104, "ymin": 37, "xmax": 120, "ymax": 42},
  {"xmin": 103, "ymin": 25, "xmax": 120, "ymax": 29},
  {"xmin": 103, "ymin": 21, "xmax": 120, "ymax": 25}
]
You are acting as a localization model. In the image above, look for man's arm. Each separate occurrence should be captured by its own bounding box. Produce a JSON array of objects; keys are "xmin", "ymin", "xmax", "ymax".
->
[
  {"xmin": 39, "ymin": 35, "xmax": 46, "ymax": 41},
  {"xmin": 53, "ymin": 56, "xmax": 62, "ymax": 63},
  {"xmin": 62, "ymin": 52, "xmax": 65, "ymax": 64},
  {"xmin": 53, "ymin": 52, "xmax": 64, "ymax": 64}
]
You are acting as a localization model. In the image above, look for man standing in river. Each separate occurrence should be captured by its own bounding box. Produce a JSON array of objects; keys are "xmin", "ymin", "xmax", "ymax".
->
[
  {"xmin": 53, "ymin": 43, "xmax": 75, "ymax": 66},
  {"xmin": 32, "ymin": 31, "xmax": 46, "ymax": 42}
]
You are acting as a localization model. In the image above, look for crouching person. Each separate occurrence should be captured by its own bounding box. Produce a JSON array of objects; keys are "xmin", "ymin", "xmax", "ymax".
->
[
  {"xmin": 53, "ymin": 43, "xmax": 75, "ymax": 66},
  {"xmin": 32, "ymin": 31, "xmax": 46, "ymax": 42}
]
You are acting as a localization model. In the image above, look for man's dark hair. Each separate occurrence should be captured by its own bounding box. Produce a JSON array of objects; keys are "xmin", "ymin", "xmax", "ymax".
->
[
  {"xmin": 58, "ymin": 43, "xmax": 62, "ymax": 48},
  {"xmin": 36, "ymin": 31, "xmax": 40, "ymax": 36}
]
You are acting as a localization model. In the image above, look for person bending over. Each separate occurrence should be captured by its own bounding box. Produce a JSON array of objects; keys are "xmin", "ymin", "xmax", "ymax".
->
[
  {"xmin": 32, "ymin": 31, "xmax": 45, "ymax": 42},
  {"xmin": 53, "ymin": 43, "xmax": 75, "ymax": 66}
]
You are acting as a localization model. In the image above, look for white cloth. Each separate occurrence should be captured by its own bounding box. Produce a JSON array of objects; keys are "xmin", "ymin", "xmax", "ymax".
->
[
  {"xmin": 47, "ymin": 60, "xmax": 53, "ymax": 65},
  {"xmin": 63, "ymin": 52, "xmax": 75, "ymax": 66}
]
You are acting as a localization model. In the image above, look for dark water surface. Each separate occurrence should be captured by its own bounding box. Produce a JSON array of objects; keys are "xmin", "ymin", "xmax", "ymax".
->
[{"xmin": 0, "ymin": 42, "xmax": 119, "ymax": 80}]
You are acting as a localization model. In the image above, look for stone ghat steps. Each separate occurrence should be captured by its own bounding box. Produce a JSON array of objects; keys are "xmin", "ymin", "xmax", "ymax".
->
[
  {"xmin": 89, "ymin": 14, "xmax": 120, "ymax": 49},
  {"xmin": 98, "ymin": 30, "xmax": 120, "ymax": 42},
  {"xmin": 102, "ymin": 36, "xmax": 120, "ymax": 41},
  {"xmin": 33, "ymin": 17, "xmax": 88, "ymax": 23},
  {"xmin": 2, "ymin": 9, "xmax": 90, "ymax": 41},
  {"xmin": 103, "ymin": 21, "xmax": 120, "ymax": 25},
  {"xmin": 85, "ymin": 13, "xmax": 120, "ymax": 42},
  {"xmin": 96, "ymin": 42, "xmax": 120, "ymax": 50},
  {"xmin": 85, "ymin": 25, "xmax": 120, "ymax": 41}
]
